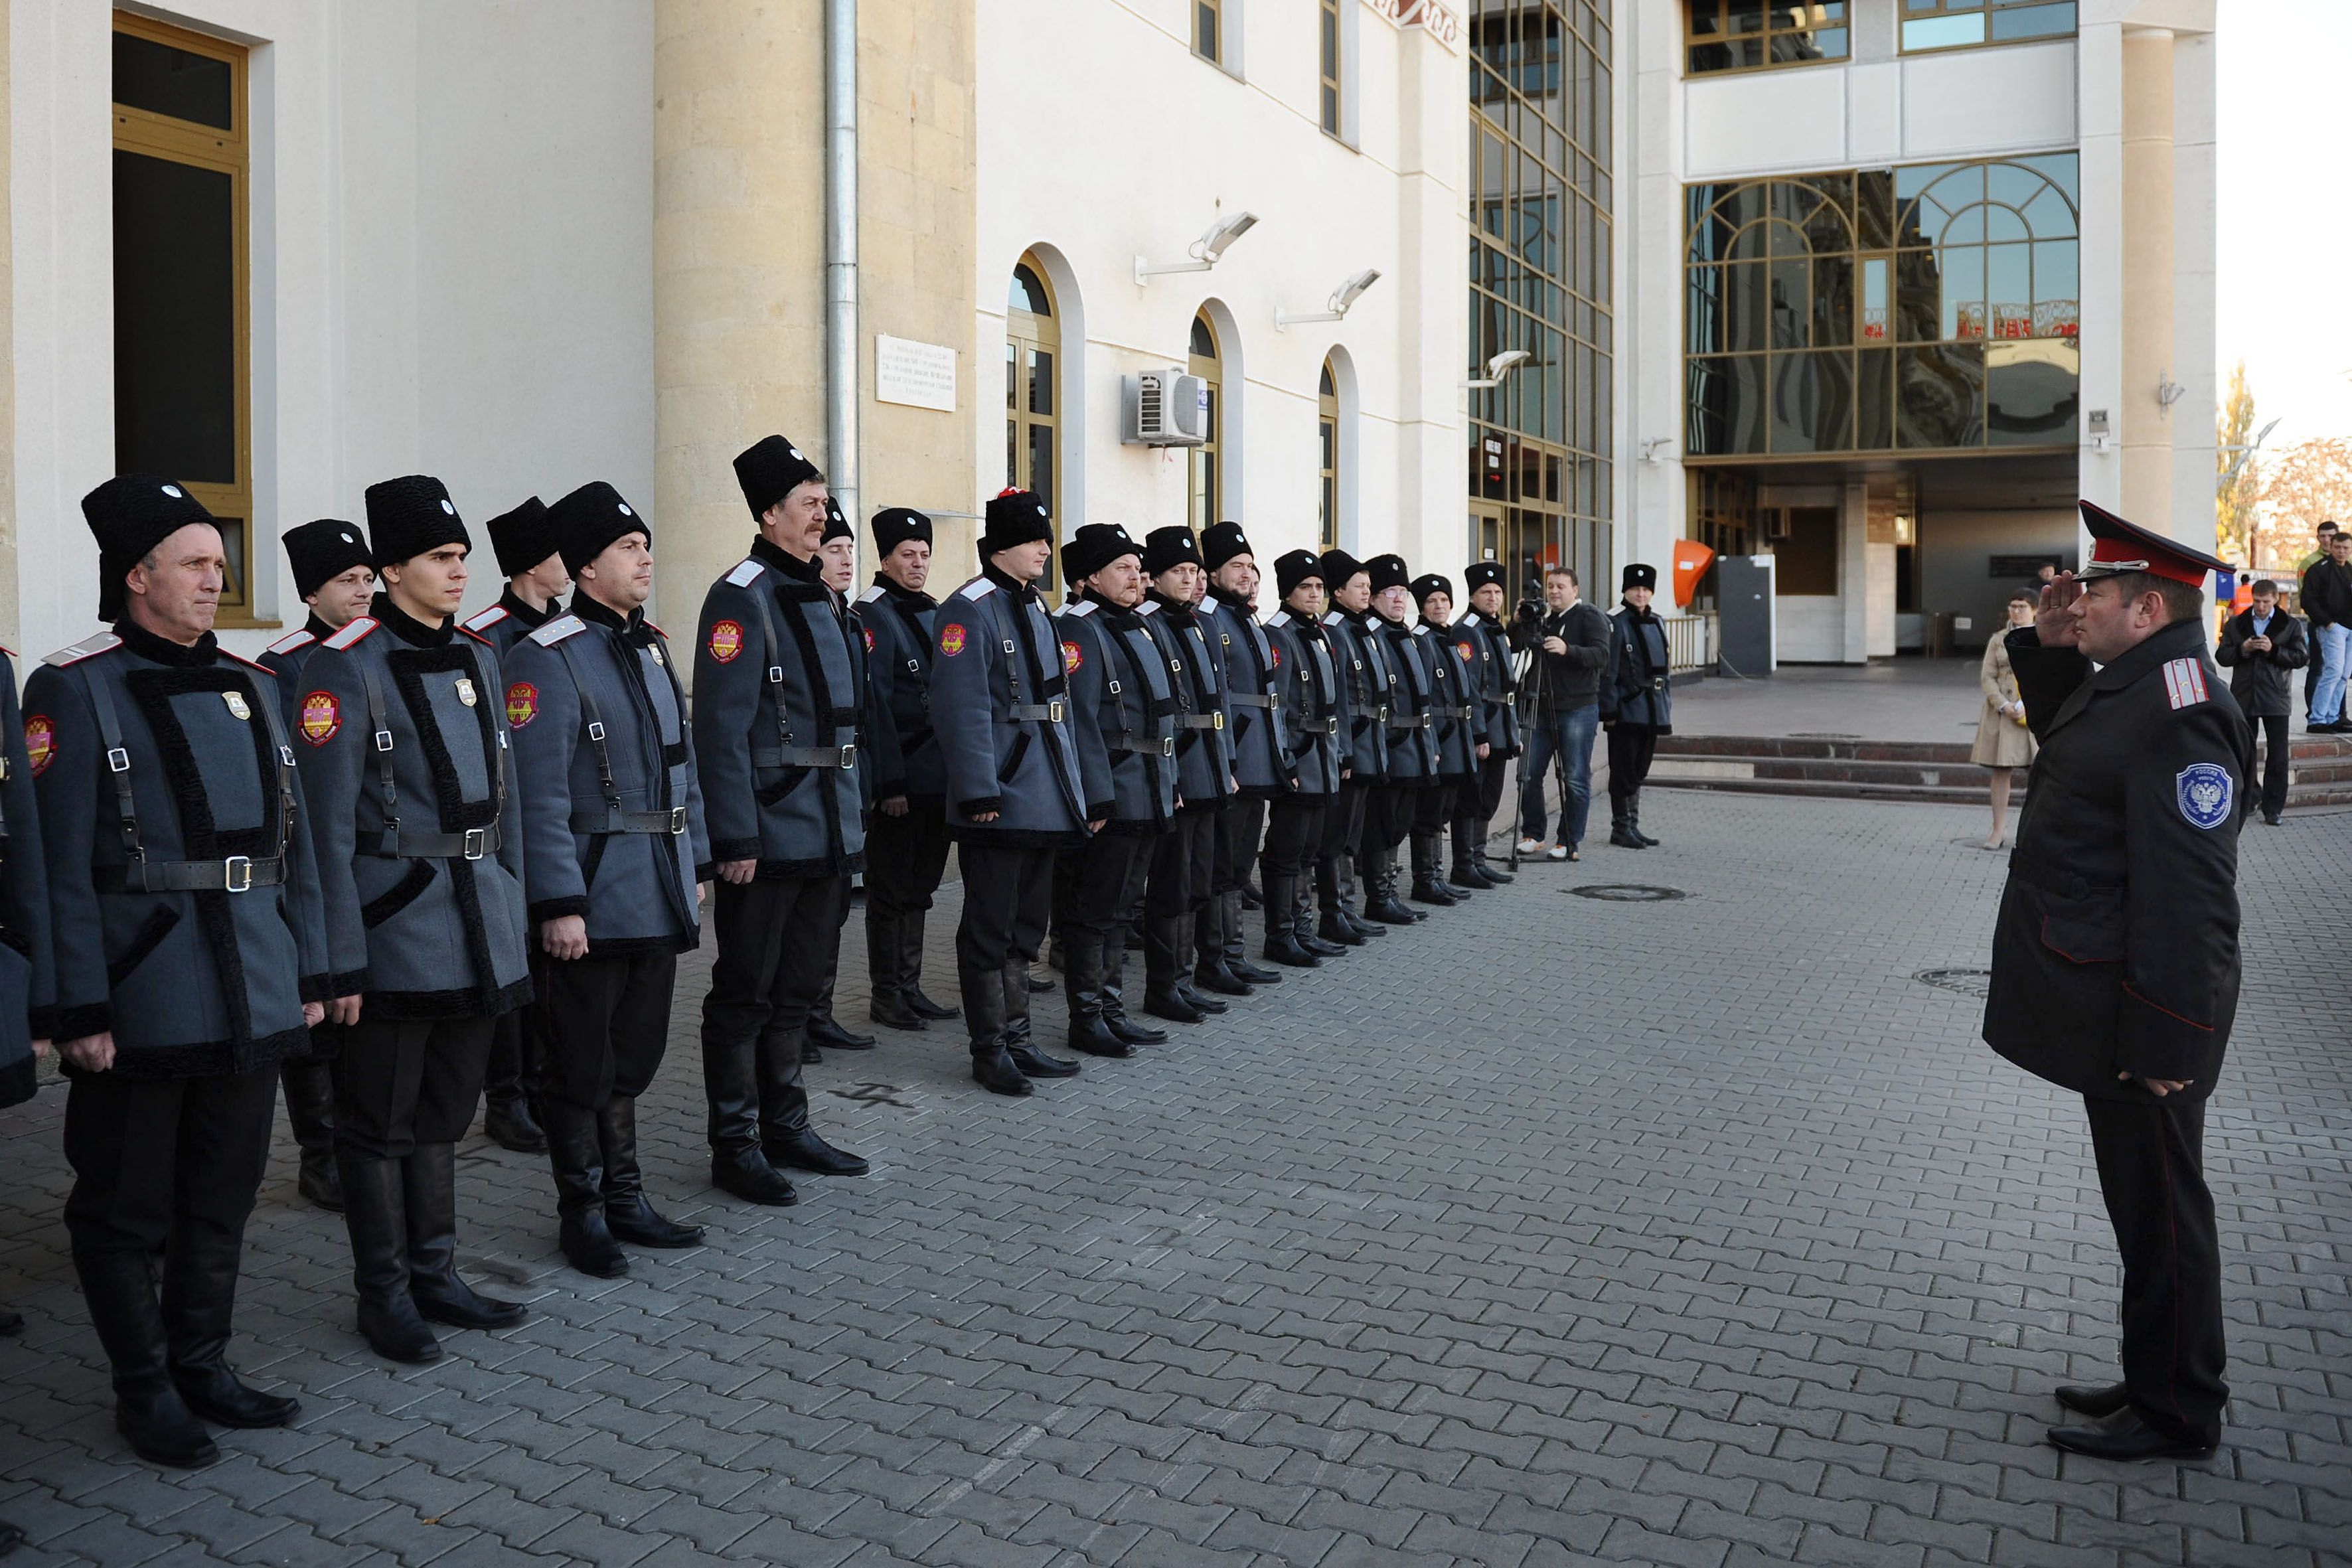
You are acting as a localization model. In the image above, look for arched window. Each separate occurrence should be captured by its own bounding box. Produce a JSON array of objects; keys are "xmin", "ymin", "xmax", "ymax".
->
[
  {"xmin": 1318, "ymin": 360, "xmax": 1341, "ymax": 552},
  {"xmin": 1007, "ymin": 258, "xmax": 1060, "ymax": 568},
  {"xmin": 1188, "ymin": 311, "xmax": 1222, "ymax": 530}
]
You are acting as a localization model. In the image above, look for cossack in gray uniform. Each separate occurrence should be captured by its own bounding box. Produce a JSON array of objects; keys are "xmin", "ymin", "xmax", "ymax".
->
[
  {"xmin": 1407, "ymin": 572, "xmax": 1478, "ymax": 908},
  {"xmin": 1360, "ymin": 554, "xmax": 1434, "ymax": 924},
  {"xmin": 1449, "ymin": 559, "xmax": 1521, "ymax": 888},
  {"xmin": 1053, "ymin": 522, "xmax": 1178, "ymax": 1061},
  {"xmin": 850, "ymin": 507, "xmax": 959, "ymax": 1030},
  {"xmin": 1196, "ymin": 521, "xmax": 1288, "ymax": 994},
  {"xmin": 0, "ymin": 642, "xmax": 58, "ymax": 1350},
  {"xmin": 931, "ymin": 490, "xmax": 1089, "ymax": 1095},
  {"xmin": 1316, "ymin": 548, "xmax": 1392, "ymax": 941},
  {"xmin": 505, "ymin": 481, "xmax": 712, "ymax": 1279},
  {"xmin": 299, "ymin": 475, "xmax": 533, "ymax": 1366},
  {"xmin": 257, "ymin": 516, "xmax": 378, "ymax": 1214},
  {"xmin": 1257, "ymin": 548, "xmax": 1348, "ymax": 968},
  {"xmin": 31, "ymin": 477, "xmax": 341, "ymax": 1467},
  {"xmin": 460, "ymin": 495, "xmax": 566, "ymax": 1158},
  {"xmin": 1602, "ymin": 562, "xmax": 1672, "ymax": 849},
  {"xmin": 690, "ymin": 435, "xmax": 868, "ymax": 1207},
  {"xmin": 1137, "ymin": 526, "xmax": 1239, "ymax": 1023}
]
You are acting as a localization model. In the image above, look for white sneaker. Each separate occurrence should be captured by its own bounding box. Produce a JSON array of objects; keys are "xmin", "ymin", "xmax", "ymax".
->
[
  {"xmin": 1545, "ymin": 843, "xmax": 1569, "ymax": 862},
  {"xmin": 1516, "ymin": 837, "xmax": 1544, "ymax": 856}
]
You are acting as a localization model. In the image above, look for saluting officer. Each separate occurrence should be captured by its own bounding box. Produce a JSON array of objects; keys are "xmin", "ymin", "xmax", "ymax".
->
[
  {"xmin": 458, "ymin": 496, "xmax": 569, "ymax": 1156},
  {"xmin": 1450, "ymin": 562, "xmax": 1520, "ymax": 888},
  {"xmin": 690, "ymin": 435, "xmax": 870, "ymax": 1204},
  {"xmin": 258, "ymin": 518, "xmax": 378, "ymax": 1212},
  {"xmin": 850, "ymin": 507, "xmax": 959, "ymax": 1030},
  {"xmin": 1198, "ymin": 523, "xmax": 1287, "ymax": 990},
  {"xmin": 1984, "ymin": 504, "xmax": 2252, "ymax": 1461},
  {"xmin": 31, "ymin": 477, "xmax": 341, "ymax": 1466},
  {"xmin": 933, "ymin": 490, "xmax": 1090, "ymax": 1095},
  {"xmin": 299, "ymin": 475, "xmax": 534, "ymax": 1365},
  {"xmin": 1362, "ymin": 554, "xmax": 1437, "ymax": 919},
  {"xmin": 1138, "ymin": 526, "xmax": 1238, "ymax": 1021},
  {"xmin": 1410, "ymin": 572, "xmax": 1480, "ymax": 905},
  {"xmin": 801, "ymin": 497, "xmax": 879, "ymax": 1060},
  {"xmin": 1259, "ymin": 550, "xmax": 1346, "ymax": 967},
  {"xmin": 504, "ymin": 482, "xmax": 710, "ymax": 1279},
  {"xmin": 1054, "ymin": 523, "xmax": 1177, "ymax": 1061},
  {"xmin": 1316, "ymin": 549, "xmax": 1391, "ymax": 943}
]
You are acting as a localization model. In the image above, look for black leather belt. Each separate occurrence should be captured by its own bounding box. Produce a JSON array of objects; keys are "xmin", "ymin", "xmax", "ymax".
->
[
  {"xmin": 1011, "ymin": 700, "xmax": 1065, "ymax": 723},
  {"xmin": 753, "ymin": 744, "xmax": 857, "ymax": 769},
  {"xmin": 1301, "ymin": 717, "xmax": 1337, "ymax": 735},
  {"xmin": 98, "ymin": 855, "xmax": 288, "ymax": 894},
  {"xmin": 570, "ymin": 806, "xmax": 688, "ymax": 836},
  {"xmin": 1179, "ymin": 712, "xmax": 1225, "ymax": 731},
  {"xmin": 361, "ymin": 824, "xmax": 503, "ymax": 860},
  {"xmin": 1388, "ymin": 714, "xmax": 1431, "ymax": 730},
  {"xmin": 1229, "ymin": 694, "xmax": 1278, "ymax": 710}
]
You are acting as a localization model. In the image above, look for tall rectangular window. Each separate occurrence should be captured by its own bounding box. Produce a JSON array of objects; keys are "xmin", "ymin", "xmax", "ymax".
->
[
  {"xmin": 112, "ymin": 12, "xmax": 255, "ymax": 618},
  {"xmin": 1319, "ymin": 0, "xmax": 1343, "ymax": 136},
  {"xmin": 1195, "ymin": 0, "xmax": 1222, "ymax": 64}
]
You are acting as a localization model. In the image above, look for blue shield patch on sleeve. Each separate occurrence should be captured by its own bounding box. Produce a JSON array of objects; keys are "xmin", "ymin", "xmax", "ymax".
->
[{"xmin": 2176, "ymin": 762, "xmax": 2233, "ymax": 830}]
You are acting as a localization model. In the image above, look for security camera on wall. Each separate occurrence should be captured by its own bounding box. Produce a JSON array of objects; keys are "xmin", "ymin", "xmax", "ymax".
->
[{"xmin": 1123, "ymin": 369, "xmax": 1210, "ymax": 447}]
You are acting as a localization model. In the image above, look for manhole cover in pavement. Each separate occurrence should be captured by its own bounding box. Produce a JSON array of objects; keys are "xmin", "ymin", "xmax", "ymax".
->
[
  {"xmin": 1790, "ymin": 732, "xmax": 1863, "ymax": 740},
  {"xmin": 1567, "ymin": 884, "xmax": 1689, "ymax": 902},
  {"xmin": 1914, "ymin": 968, "xmax": 1992, "ymax": 997}
]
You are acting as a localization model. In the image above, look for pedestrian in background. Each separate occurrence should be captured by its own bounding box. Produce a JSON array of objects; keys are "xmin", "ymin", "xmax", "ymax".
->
[
  {"xmin": 2297, "ymin": 521, "xmax": 2337, "ymax": 720},
  {"xmin": 2215, "ymin": 578, "xmax": 2307, "ymax": 825},
  {"xmin": 2302, "ymin": 526, "xmax": 2352, "ymax": 733},
  {"xmin": 1512, "ymin": 566, "xmax": 1610, "ymax": 862},
  {"xmin": 1972, "ymin": 589, "xmax": 2039, "ymax": 850}
]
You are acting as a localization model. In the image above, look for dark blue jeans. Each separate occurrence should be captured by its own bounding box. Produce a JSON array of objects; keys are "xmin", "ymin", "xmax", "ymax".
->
[{"xmin": 1518, "ymin": 703, "xmax": 1598, "ymax": 846}]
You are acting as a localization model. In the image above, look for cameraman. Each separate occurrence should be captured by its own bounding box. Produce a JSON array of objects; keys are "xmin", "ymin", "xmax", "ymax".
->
[{"xmin": 1511, "ymin": 566, "xmax": 1611, "ymax": 860}]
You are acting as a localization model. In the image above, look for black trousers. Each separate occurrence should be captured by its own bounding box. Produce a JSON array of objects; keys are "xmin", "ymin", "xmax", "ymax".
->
[
  {"xmin": 866, "ymin": 802, "xmax": 950, "ymax": 918},
  {"xmin": 335, "ymin": 1016, "xmax": 497, "ymax": 1160},
  {"xmin": 1063, "ymin": 831, "xmax": 1152, "ymax": 945},
  {"xmin": 956, "ymin": 840, "xmax": 1058, "ymax": 974},
  {"xmin": 481, "ymin": 1007, "xmax": 538, "ymax": 1111},
  {"xmin": 703, "ymin": 875, "xmax": 844, "ymax": 1054},
  {"xmin": 1148, "ymin": 807, "xmax": 1219, "ymax": 917},
  {"xmin": 1261, "ymin": 797, "xmax": 1327, "ymax": 884},
  {"xmin": 63, "ymin": 1066, "xmax": 277, "ymax": 1261},
  {"xmin": 1413, "ymin": 779, "xmax": 1461, "ymax": 834},
  {"xmin": 2252, "ymin": 714, "xmax": 2290, "ymax": 818},
  {"xmin": 1607, "ymin": 723, "xmax": 1660, "ymax": 801},
  {"xmin": 2084, "ymin": 1096, "xmax": 2227, "ymax": 1443},
  {"xmin": 538, "ymin": 949, "xmax": 679, "ymax": 1111},
  {"xmin": 1214, "ymin": 798, "xmax": 1265, "ymax": 898},
  {"xmin": 1317, "ymin": 782, "xmax": 1370, "ymax": 904},
  {"xmin": 1366, "ymin": 784, "xmax": 1417, "ymax": 852}
]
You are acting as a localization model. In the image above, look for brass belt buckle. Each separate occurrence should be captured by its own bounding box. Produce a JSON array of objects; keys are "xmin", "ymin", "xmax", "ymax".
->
[{"xmin": 1212, "ymin": 711, "xmax": 1225, "ymax": 730}]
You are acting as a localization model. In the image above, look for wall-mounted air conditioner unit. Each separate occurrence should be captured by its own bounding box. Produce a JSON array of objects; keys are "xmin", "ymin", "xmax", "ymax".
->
[{"xmin": 1123, "ymin": 369, "xmax": 1210, "ymax": 447}]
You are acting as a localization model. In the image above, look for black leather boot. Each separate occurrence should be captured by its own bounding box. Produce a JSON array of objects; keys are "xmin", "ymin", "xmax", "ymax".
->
[
  {"xmin": 1365, "ymin": 850, "xmax": 1420, "ymax": 925},
  {"xmin": 76, "ymin": 1249, "xmax": 217, "ymax": 1468},
  {"xmin": 1224, "ymin": 891, "xmax": 1283, "ymax": 982},
  {"xmin": 483, "ymin": 1093, "xmax": 548, "ymax": 1155},
  {"xmin": 1451, "ymin": 851, "xmax": 1498, "ymax": 890},
  {"xmin": 281, "ymin": 1056, "xmax": 343, "ymax": 1211},
  {"xmin": 903, "ymin": 912, "xmax": 959, "ymax": 1019},
  {"xmin": 406, "ymin": 1144, "xmax": 528, "ymax": 1331},
  {"xmin": 759, "ymin": 1031, "xmax": 872, "ymax": 1176},
  {"xmin": 1410, "ymin": 832, "xmax": 1460, "ymax": 905},
  {"xmin": 546, "ymin": 1102, "xmax": 629, "ymax": 1278},
  {"xmin": 705, "ymin": 1024, "xmax": 799, "ymax": 1205},
  {"xmin": 965, "ymin": 961, "xmax": 1032, "ymax": 1095},
  {"xmin": 1476, "ymin": 849, "xmax": 1515, "ymax": 884},
  {"xmin": 1142, "ymin": 915, "xmax": 1204, "ymax": 1022},
  {"xmin": 866, "ymin": 912, "xmax": 925, "ymax": 1029},
  {"xmin": 1004, "ymin": 960, "xmax": 1079, "ymax": 1077},
  {"xmin": 1063, "ymin": 932, "xmax": 1133, "ymax": 1058},
  {"xmin": 1191, "ymin": 900, "xmax": 1254, "ymax": 996},
  {"xmin": 163, "ymin": 1223, "xmax": 299, "ymax": 1430},
  {"xmin": 599, "ymin": 1096, "xmax": 705, "ymax": 1249},
  {"xmin": 1338, "ymin": 857, "xmax": 1389, "ymax": 937},
  {"xmin": 1317, "ymin": 865, "xmax": 1369, "ymax": 944},
  {"xmin": 807, "ymin": 972, "xmax": 875, "ymax": 1051},
  {"xmin": 1261, "ymin": 874, "xmax": 1322, "ymax": 967},
  {"xmin": 1608, "ymin": 798, "xmax": 1644, "ymax": 848},
  {"xmin": 1629, "ymin": 791, "xmax": 1660, "ymax": 847},
  {"xmin": 337, "ymin": 1153, "xmax": 441, "ymax": 1364},
  {"xmin": 1099, "ymin": 933, "xmax": 1166, "ymax": 1043}
]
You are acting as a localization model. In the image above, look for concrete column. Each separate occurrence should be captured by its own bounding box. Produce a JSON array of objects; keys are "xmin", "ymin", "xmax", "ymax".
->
[
  {"xmin": 652, "ymin": 0, "xmax": 827, "ymax": 631},
  {"xmin": 2118, "ymin": 25, "xmax": 2175, "ymax": 530}
]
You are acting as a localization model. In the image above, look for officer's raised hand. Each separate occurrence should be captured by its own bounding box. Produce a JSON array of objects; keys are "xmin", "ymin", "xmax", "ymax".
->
[{"xmin": 2036, "ymin": 571, "xmax": 2085, "ymax": 645}]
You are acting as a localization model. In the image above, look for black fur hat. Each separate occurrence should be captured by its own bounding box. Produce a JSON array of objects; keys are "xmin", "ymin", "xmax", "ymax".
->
[
  {"xmin": 734, "ymin": 435, "xmax": 823, "ymax": 520},
  {"xmin": 870, "ymin": 507, "xmax": 933, "ymax": 554},
  {"xmin": 365, "ymin": 475, "xmax": 470, "ymax": 569},
  {"xmin": 1622, "ymin": 562, "xmax": 1658, "ymax": 593},
  {"xmin": 548, "ymin": 482, "xmax": 650, "ymax": 575},
  {"xmin": 981, "ymin": 489, "xmax": 1054, "ymax": 556},
  {"xmin": 1275, "ymin": 549, "xmax": 1325, "ymax": 600},
  {"xmin": 83, "ymin": 475, "xmax": 216, "ymax": 621},
  {"xmin": 1200, "ymin": 520, "xmax": 1253, "ymax": 572},
  {"xmin": 1063, "ymin": 523, "xmax": 1142, "ymax": 585},
  {"xmin": 1142, "ymin": 526, "xmax": 1204, "ymax": 578},
  {"xmin": 283, "ymin": 518, "xmax": 374, "ymax": 601},
  {"xmin": 1365, "ymin": 553, "xmax": 1411, "ymax": 594},
  {"xmin": 485, "ymin": 497, "xmax": 557, "ymax": 578}
]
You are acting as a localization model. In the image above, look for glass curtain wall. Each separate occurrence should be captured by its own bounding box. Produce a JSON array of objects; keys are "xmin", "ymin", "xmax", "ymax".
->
[{"xmin": 1468, "ymin": 0, "xmax": 1612, "ymax": 603}]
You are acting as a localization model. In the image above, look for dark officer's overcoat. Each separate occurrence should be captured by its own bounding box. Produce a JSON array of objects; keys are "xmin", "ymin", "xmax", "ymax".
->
[
  {"xmin": 1202, "ymin": 590, "xmax": 1291, "ymax": 797},
  {"xmin": 850, "ymin": 577, "xmax": 945, "ymax": 803},
  {"xmin": 1419, "ymin": 618, "xmax": 1480, "ymax": 781},
  {"xmin": 297, "ymin": 600, "xmax": 532, "ymax": 1018},
  {"xmin": 931, "ymin": 566, "xmax": 1087, "ymax": 844},
  {"xmin": 28, "ymin": 623, "xmax": 338, "ymax": 1073},
  {"xmin": 1264, "ymin": 609, "xmax": 1344, "ymax": 797},
  {"xmin": 504, "ymin": 601, "xmax": 710, "ymax": 953},
  {"xmin": 0, "ymin": 647, "xmax": 55, "ymax": 1107},
  {"xmin": 1138, "ymin": 593, "xmax": 1235, "ymax": 811},
  {"xmin": 1374, "ymin": 615, "xmax": 1439, "ymax": 784},
  {"xmin": 1452, "ymin": 607, "xmax": 1522, "ymax": 758},
  {"xmin": 1982, "ymin": 617, "xmax": 2254, "ymax": 1103},
  {"xmin": 1058, "ymin": 593, "xmax": 1178, "ymax": 832},
  {"xmin": 1323, "ymin": 607, "xmax": 1393, "ymax": 785}
]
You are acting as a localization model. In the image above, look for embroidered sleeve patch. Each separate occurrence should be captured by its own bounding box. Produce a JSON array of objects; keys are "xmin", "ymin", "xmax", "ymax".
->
[
  {"xmin": 2176, "ymin": 762, "xmax": 2233, "ymax": 828},
  {"xmin": 299, "ymin": 692, "xmax": 341, "ymax": 746},
  {"xmin": 1061, "ymin": 640, "xmax": 1083, "ymax": 674},
  {"xmin": 940, "ymin": 623, "xmax": 969, "ymax": 657},
  {"xmin": 506, "ymin": 682, "xmax": 539, "ymax": 729},
  {"xmin": 24, "ymin": 715, "xmax": 55, "ymax": 777},
  {"xmin": 708, "ymin": 620, "xmax": 745, "ymax": 663},
  {"xmin": 2161, "ymin": 657, "xmax": 2211, "ymax": 710}
]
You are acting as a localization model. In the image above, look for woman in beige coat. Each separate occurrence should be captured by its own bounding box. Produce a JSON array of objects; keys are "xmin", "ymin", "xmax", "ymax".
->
[{"xmin": 1972, "ymin": 589, "xmax": 2038, "ymax": 848}]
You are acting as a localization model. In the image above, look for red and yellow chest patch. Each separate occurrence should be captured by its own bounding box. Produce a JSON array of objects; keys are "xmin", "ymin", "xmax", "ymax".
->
[
  {"xmin": 299, "ymin": 692, "xmax": 341, "ymax": 747},
  {"xmin": 940, "ymin": 623, "xmax": 968, "ymax": 657},
  {"xmin": 708, "ymin": 620, "xmax": 744, "ymax": 663},
  {"xmin": 1456, "ymin": 643, "xmax": 1474, "ymax": 661},
  {"xmin": 862, "ymin": 627, "xmax": 876, "ymax": 653},
  {"xmin": 506, "ymin": 682, "xmax": 539, "ymax": 728},
  {"xmin": 1061, "ymin": 640, "xmax": 1083, "ymax": 674},
  {"xmin": 1270, "ymin": 646, "xmax": 1283, "ymax": 668},
  {"xmin": 23, "ymin": 715, "xmax": 55, "ymax": 777}
]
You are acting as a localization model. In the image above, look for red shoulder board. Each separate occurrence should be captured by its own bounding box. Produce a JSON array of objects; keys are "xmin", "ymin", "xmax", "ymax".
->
[
  {"xmin": 643, "ymin": 620, "xmax": 665, "ymax": 638},
  {"xmin": 459, "ymin": 625, "xmax": 495, "ymax": 647}
]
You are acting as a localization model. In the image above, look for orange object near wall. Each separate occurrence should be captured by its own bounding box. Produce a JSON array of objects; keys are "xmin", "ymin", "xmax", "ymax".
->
[{"xmin": 1672, "ymin": 540, "xmax": 1716, "ymax": 609}]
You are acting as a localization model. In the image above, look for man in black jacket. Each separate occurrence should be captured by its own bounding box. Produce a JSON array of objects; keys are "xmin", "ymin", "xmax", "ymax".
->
[
  {"xmin": 1512, "ymin": 566, "xmax": 1611, "ymax": 861},
  {"xmin": 2214, "ymin": 579, "xmax": 2307, "ymax": 824},
  {"xmin": 2303, "ymin": 527, "xmax": 2352, "ymax": 732}
]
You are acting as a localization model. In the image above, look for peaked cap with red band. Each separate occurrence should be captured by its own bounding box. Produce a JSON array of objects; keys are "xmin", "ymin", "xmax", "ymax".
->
[{"xmin": 2074, "ymin": 500, "xmax": 2228, "ymax": 588}]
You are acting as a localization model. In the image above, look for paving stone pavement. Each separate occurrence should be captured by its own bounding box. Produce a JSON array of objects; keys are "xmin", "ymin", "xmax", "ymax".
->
[{"xmin": 1, "ymin": 794, "xmax": 2348, "ymax": 1568}]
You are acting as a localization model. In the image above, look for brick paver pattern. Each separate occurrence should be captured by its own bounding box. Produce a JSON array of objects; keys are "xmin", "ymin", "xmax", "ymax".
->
[{"xmin": 1, "ymin": 794, "xmax": 2347, "ymax": 1567}]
